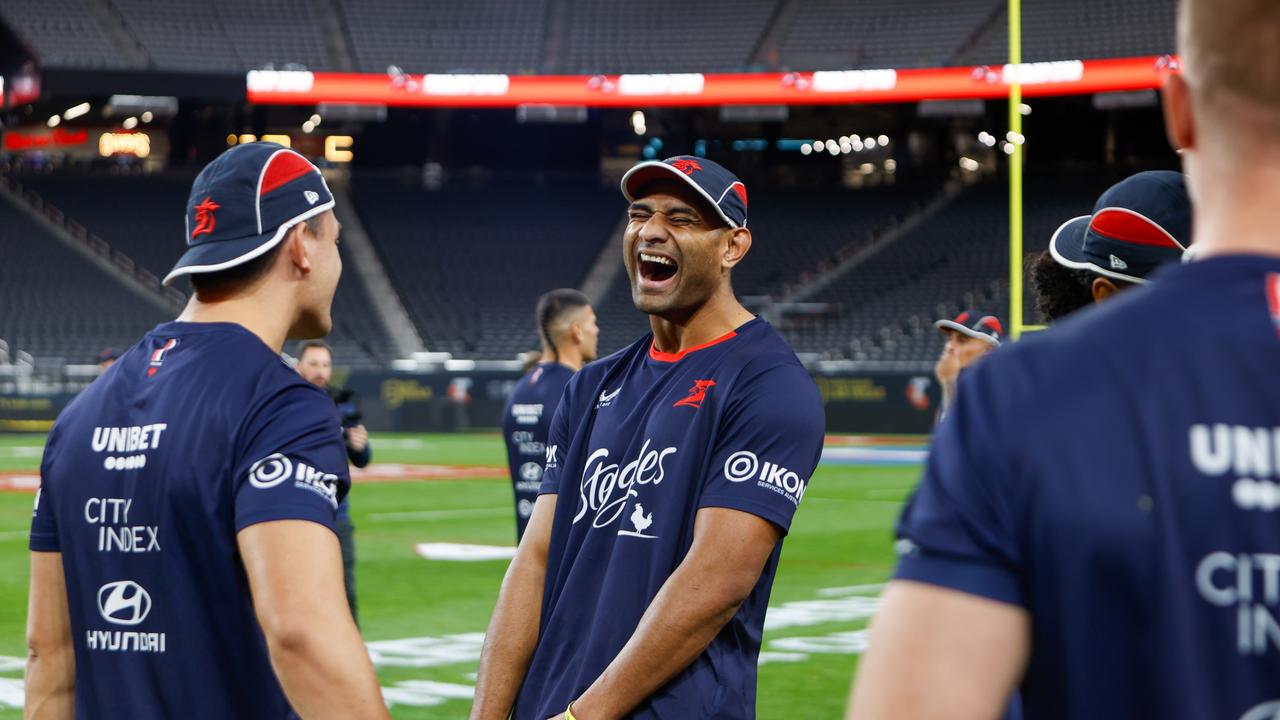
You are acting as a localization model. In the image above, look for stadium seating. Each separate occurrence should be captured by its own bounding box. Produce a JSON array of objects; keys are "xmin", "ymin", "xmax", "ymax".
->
[
  {"xmin": 339, "ymin": 0, "xmax": 547, "ymax": 74},
  {"xmin": 560, "ymin": 0, "xmax": 778, "ymax": 74},
  {"xmin": 782, "ymin": 173, "xmax": 1121, "ymax": 362},
  {"xmin": 0, "ymin": 0, "xmax": 128, "ymax": 69},
  {"xmin": 781, "ymin": 0, "xmax": 997, "ymax": 71},
  {"xmin": 350, "ymin": 175, "xmax": 620, "ymax": 359},
  {"xmin": 12, "ymin": 171, "xmax": 395, "ymax": 366},
  {"xmin": 957, "ymin": 0, "xmax": 1176, "ymax": 66},
  {"xmin": 0, "ymin": 195, "xmax": 167, "ymax": 363}
]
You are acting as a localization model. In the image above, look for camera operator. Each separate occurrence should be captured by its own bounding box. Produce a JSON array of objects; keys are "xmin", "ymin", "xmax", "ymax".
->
[{"xmin": 296, "ymin": 340, "xmax": 369, "ymax": 622}]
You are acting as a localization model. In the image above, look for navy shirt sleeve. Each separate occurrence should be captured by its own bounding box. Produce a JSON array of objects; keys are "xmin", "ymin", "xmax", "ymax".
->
[
  {"xmin": 232, "ymin": 385, "xmax": 352, "ymax": 534},
  {"xmin": 29, "ymin": 428, "xmax": 60, "ymax": 552},
  {"xmin": 538, "ymin": 372, "xmax": 577, "ymax": 496},
  {"xmin": 893, "ymin": 364, "xmax": 1025, "ymax": 606},
  {"xmin": 699, "ymin": 362, "xmax": 826, "ymax": 534}
]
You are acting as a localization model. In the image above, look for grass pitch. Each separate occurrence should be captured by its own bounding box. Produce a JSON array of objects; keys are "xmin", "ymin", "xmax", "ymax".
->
[{"xmin": 0, "ymin": 432, "xmax": 920, "ymax": 718}]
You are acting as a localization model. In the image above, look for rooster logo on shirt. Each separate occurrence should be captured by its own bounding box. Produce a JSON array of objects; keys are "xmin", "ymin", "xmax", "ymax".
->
[
  {"xmin": 630, "ymin": 504, "xmax": 653, "ymax": 534},
  {"xmin": 673, "ymin": 379, "xmax": 716, "ymax": 410}
]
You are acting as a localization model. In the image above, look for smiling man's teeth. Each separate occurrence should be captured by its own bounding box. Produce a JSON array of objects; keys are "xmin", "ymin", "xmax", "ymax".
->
[{"xmin": 640, "ymin": 253, "xmax": 674, "ymax": 267}]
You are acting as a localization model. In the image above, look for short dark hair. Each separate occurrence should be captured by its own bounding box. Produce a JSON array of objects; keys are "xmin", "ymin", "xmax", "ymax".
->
[
  {"xmin": 296, "ymin": 339, "xmax": 332, "ymax": 360},
  {"xmin": 186, "ymin": 217, "xmax": 321, "ymax": 297},
  {"xmin": 535, "ymin": 289, "xmax": 591, "ymax": 361},
  {"xmin": 1028, "ymin": 250, "xmax": 1135, "ymax": 324}
]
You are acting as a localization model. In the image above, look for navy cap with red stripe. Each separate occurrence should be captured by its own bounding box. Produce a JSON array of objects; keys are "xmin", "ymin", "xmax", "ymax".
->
[
  {"xmin": 1049, "ymin": 171, "xmax": 1190, "ymax": 285},
  {"xmin": 620, "ymin": 155, "xmax": 748, "ymax": 228},
  {"xmin": 934, "ymin": 310, "xmax": 1003, "ymax": 346},
  {"xmin": 163, "ymin": 142, "xmax": 335, "ymax": 286}
]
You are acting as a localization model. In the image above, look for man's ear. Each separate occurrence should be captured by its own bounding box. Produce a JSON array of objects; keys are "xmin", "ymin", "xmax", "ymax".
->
[
  {"xmin": 1162, "ymin": 73, "xmax": 1196, "ymax": 155},
  {"xmin": 1091, "ymin": 276, "xmax": 1121, "ymax": 302},
  {"xmin": 723, "ymin": 227, "xmax": 752, "ymax": 269},
  {"xmin": 284, "ymin": 223, "xmax": 312, "ymax": 276}
]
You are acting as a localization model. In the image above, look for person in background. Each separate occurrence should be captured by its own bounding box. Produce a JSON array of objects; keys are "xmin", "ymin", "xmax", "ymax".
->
[
  {"xmin": 931, "ymin": 310, "xmax": 1001, "ymax": 421},
  {"xmin": 296, "ymin": 339, "xmax": 369, "ymax": 622},
  {"xmin": 501, "ymin": 289, "xmax": 599, "ymax": 542}
]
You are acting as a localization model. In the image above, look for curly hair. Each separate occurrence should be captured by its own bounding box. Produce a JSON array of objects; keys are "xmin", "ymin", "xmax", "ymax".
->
[{"xmin": 1028, "ymin": 250, "xmax": 1096, "ymax": 324}]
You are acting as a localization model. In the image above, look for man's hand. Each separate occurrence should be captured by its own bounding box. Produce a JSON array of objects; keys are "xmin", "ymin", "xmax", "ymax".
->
[
  {"xmin": 935, "ymin": 352, "xmax": 959, "ymax": 385},
  {"xmin": 346, "ymin": 425, "xmax": 369, "ymax": 453}
]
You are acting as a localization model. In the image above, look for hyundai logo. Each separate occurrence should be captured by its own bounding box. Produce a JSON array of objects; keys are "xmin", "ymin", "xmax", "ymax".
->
[{"xmin": 97, "ymin": 580, "xmax": 152, "ymax": 626}]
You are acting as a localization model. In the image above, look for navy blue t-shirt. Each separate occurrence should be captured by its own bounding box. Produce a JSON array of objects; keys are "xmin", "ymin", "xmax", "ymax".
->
[
  {"xmin": 515, "ymin": 318, "xmax": 825, "ymax": 720},
  {"xmin": 30, "ymin": 321, "xmax": 350, "ymax": 719},
  {"xmin": 895, "ymin": 256, "xmax": 1280, "ymax": 719},
  {"xmin": 502, "ymin": 362, "xmax": 575, "ymax": 540}
]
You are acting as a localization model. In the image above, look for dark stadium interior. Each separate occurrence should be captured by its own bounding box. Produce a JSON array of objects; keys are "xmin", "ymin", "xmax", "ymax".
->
[{"xmin": 0, "ymin": 0, "xmax": 1180, "ymax": 369}]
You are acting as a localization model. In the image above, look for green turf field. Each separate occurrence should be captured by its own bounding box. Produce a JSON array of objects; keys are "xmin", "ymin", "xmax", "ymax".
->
[{"xmin": 0, "ymin": 432, "xmax": 920, "ymax": 718}]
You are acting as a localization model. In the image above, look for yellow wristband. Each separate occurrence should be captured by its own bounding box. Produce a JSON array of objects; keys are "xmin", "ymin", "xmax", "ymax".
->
[{"xmin": 564, "ymin": 702, "xmax": 577, "ymax": 720}]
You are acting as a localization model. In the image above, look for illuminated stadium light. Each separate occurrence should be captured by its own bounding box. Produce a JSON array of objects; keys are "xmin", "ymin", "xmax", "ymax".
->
[
  {"xmin": 309, "ymin": 114, "xmax": 321, "ymax": 125},
  {"xmin": 877, "ymin": 135, "xmax": 890, "ymax": 146},
  {"xmin": 851, "ymin": 140, "xmax": 864, "ymax": 152},
  {"xmin": 47, "ymin": 115, "xmax": 60, "ymax": 128},
  {"xmin": 824, "ymin": 140, "xmax": 838, "ymax": 154},
  {"xmin": 325, "ymin": 135, "xmax": 354, "ymax": 163},
  {"xmin": 800, "ymin": 144, "xmax": 812, "ymax": 155},
  {"xmin": 884, "ymin": 159, "xmax": 897, "ymax": 173},
  {"xmin": 238, "ymin": 134, "xmax": 257, "ymax": 144},
  {"xmin": 850, "ymin": 134, "xmax": 861, "ymax": 144},
  {"xmin": 99, "ymin": 132, "xmax": 150, "ymax": 158},
  {"xmin": 63, "ymin": 102, "xmax": 90, "ymax": 120},
  {"xmin": 122, "ymin": 117, "xmax": 138, "ymax": 130},
  {"xmin": 860, "ymin": 163, "xmax": 875, "ymax": 174},
  {"xmin": 141, "ymin": 111, "xmax": 154, "ymax": 123},
  {"xmin": 1002, "ymin": 142, "xmax": 1016, "ymax": 155},
  {"xmin": 978, "ymin": 131, "xmax": 997, "ymax": 147},
  {"xmin": 958, "ymin": 157, "xmax": 980, "ymax": 172},
  {"xmin": 631, "ymin": 110, "xmax": 646, "ymax": 135},
  {"xmin": 261, "ymin": 134, "xmax": 292, "ymax": 147},
  {"xmin": 226, "ymin": 134, "xmax": 238, "ymax": 146},
  {"xmin": 839, "ymin": 140, "xmax": 853, "ymax": 154},
  {"xmin": 302, "ymin": 120, "xmax": 315, "ymax": 133},
  {"xmin": 1006, "ymin": 131, "xmax": 1026, "ymax": 145},
  {"xmin": 1020, "ymin": 103, "xmax": 1032, "ymax": 115}
]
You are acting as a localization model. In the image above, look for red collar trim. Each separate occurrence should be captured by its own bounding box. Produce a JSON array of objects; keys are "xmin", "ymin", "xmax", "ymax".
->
[{"xmin": 648, "ymin": 329, "xmax": 739, "ymax": 363}]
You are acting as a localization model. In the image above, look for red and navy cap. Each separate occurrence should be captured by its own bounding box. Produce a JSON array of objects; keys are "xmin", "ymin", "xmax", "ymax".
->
[
  {"xmin": 163, "ymin": 142, "xmax": 335, "ymax": 286},
  {"xmin": 620, "ymin": 155, "xmax": 748, "ymax": 228},
  {"xmin": 1049, "ymin": 171, "xmax": 1190, "ymax": 285},
  {"xmin": 934, "ymin": 310, "xmax": 1003, "ymax": 347}
]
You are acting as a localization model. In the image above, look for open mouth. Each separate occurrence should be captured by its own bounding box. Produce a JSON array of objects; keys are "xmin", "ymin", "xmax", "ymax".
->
[{"xmin": 638, "ymin": 251, "xmax": 679, "ymax": 285}]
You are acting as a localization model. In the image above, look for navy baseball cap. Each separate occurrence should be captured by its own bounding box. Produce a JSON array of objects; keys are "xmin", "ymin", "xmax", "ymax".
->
[
  {"xmin": 163, "ymin": 142, "xmax": 335, "ymax": 286},
  {"xmin": 620, "ymin": 155, "xmax": 748, "ymax": 228},
  {"xmin": 934, "ymin": 310, "xmax": 1003, "ymax": 347},
  {"xmin": 1049, "ymin": 171, "xmax": 1190, "ymax": 285}
]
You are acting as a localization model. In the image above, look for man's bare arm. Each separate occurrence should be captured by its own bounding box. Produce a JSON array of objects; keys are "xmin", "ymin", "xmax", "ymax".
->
[
  {"xmin": 846, "ymin": 580, "xmax": 1030, "ymax": 720},
  {"xmin": 25, "ymin": 552, "xmax": 74, "ymax": 720},
  {"xmin": 238, "ymin": 520, "xmax": 390, "ymax": 720},
  {"xmin": 568, "ymin": 507, "xmax": 781, "ymax": 720},
  {"xmin": 470, "ymin": 494, "xmax": 557, "ymax": 720}
]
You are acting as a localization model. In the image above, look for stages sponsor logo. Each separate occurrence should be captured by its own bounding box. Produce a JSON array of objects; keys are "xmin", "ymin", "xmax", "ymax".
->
[
  {"xmin": 510, "ymin": 403, "xmax": 544, "ymax": 426},
  {"xmin": 575, "ymin": 439, "xmax": 676, "ymax": 531},
  {"xmin": 248, "ymin": 453, "xmax": 341, "ymax": 509},
  {"xmin": 724, "ymin": 450, "xmax": 808, "ymax": 506},
  {"xmin": 1190, "ymin": 424, "xmax": 1280, "ymax": 511}
]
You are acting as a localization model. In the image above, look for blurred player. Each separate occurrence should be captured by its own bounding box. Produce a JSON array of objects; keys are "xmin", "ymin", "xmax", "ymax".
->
[
  {"xmin": 471, "ymin": 156, "xmax": 825, "ymax": 720},
  {"xmin": 931, "ymin": 310, "xmax": 1001, "ymax": 420},
  {"xmin": 24, "ymin": 142, "xmax": 388, "ymax": 718},
  {"xmin": 296, "ymin": 339, "xmax": 371, "ymax": 621},
  {"xmin": 1029, "ymin": 170, "xmax": 1190, "ymax": 323},
  {"xmin": 501, "ymin": 289, "xmax": 598, "ymax": 541},
  {"xmin": 847, "ymin": 1, "xmax": 1280, "ymax": 718},
  {"xmin": 95, "ymin": 347, "xmax": 120, "ymax": 373}
]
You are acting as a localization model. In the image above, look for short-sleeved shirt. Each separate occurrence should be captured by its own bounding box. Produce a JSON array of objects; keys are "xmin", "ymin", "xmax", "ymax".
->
[
  {"xmin": 502, "ymin": 362, "xmax": 575, "ymax": 539},
  {"xmin": 515, "ymin": 317, "xmax": 825, "ymax": 720},
  {"xmin": 30, "ymin": 321, "xmax": 350, "ymax": 719},
  {"xmin": 896, "ymin": 255, "xmax": 1280, "ymax": 719}
]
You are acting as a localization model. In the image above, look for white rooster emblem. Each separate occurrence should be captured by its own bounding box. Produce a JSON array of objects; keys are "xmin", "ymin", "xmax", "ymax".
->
[{"xmin": 629, "ymin": 504, "xmax": 654, "ymax": 534}]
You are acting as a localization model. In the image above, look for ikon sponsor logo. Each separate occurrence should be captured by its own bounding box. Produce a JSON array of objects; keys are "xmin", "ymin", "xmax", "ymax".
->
[
  {"xmin": 248, "ymin": 453, "xmax": 341, "ymax": 508},
  {"xmin": 575, "ymin": 439, "xmax": 676, "ymax": 531},
  {"xmin": 723, "ymin": 450, "xmax": 808, "ymax": 505},
  {"xmin": 98, "ymin": 580, "xmax": 152, "ymax": 625}
]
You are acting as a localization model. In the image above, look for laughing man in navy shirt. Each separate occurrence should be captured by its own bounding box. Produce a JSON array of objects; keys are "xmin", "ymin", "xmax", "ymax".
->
[{"xmin": 472, "ymin": 157, "xmax": 825, "ymax": 720}]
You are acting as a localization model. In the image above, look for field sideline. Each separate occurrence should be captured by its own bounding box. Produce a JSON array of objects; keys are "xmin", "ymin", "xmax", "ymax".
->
[{"xmin": 0, "ymin": 432, "xmax": 922, "ymax": 719}]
